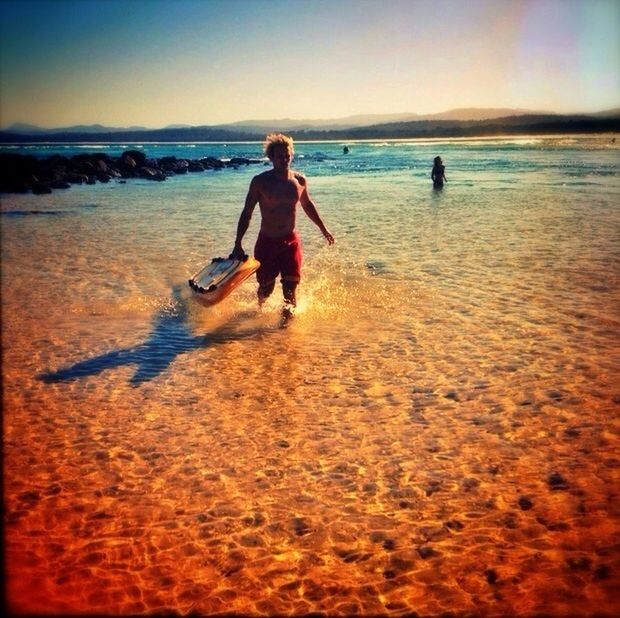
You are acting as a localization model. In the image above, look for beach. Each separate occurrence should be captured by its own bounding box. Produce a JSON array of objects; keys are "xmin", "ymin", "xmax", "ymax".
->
[{"xmin": 2, "ymin": 135, "xmax": 619, "ymax": 615}]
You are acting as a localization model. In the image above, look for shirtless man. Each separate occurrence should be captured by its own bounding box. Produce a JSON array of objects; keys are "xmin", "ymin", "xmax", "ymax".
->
[{"xmin": 231, "ymin": 133, "xmax": 334, "ymax": 318}]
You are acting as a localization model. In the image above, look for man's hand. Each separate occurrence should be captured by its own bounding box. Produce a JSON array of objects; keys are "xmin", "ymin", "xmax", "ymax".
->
[
  {"xmin": 322, "ymin": 228, "xmax": 335, "ymax": 245},
  {"xmin": 230, "ymin": 245, "xmax": 246, "ymax": 260}
]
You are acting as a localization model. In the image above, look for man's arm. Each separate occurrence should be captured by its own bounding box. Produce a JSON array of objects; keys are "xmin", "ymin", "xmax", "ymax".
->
[
  {"xmin": 231, "ymin": 178, "xmax": 259, "ymax": 258},
  {"xmin": 298, "ymin": 176, "xmax": 334, "ymax": 245}
]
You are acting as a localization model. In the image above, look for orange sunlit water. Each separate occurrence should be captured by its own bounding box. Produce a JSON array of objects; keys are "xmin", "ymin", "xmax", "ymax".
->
[{"xmin": 2, "ymin": 138, "xmax": 619, "ymax": 615}]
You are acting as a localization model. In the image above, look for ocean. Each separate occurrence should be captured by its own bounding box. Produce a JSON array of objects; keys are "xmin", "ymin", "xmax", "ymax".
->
[{"xmin": 2, "ymin": 135, "xmax": 619, "ymax": 615}]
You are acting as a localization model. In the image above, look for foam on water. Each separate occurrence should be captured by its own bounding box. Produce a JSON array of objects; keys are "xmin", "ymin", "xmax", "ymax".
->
[{"xmin": 2, "ymin": 136, "xmax": 619, "ymax": 615}]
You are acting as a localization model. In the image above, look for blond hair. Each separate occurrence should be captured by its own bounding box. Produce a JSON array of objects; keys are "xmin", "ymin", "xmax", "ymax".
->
[{"xmin": 263, "ymin": 133, "xmax": 294, "ymax": 159}]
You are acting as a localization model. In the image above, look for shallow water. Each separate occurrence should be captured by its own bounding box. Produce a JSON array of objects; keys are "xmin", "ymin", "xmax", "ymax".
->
[{"xmin": 2, "ymin": 135, "xmax": 620, "ymax": 615}]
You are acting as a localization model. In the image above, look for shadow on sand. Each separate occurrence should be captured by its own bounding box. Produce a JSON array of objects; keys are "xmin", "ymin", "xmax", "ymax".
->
[{"xmin": 39, "ymin": 285, "xmax": 262, "ymax": 387}]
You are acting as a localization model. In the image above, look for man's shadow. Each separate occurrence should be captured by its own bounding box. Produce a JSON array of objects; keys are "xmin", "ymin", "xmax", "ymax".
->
[{"xmin": 39, "ymin": 285, "xmax": 260, "ymax": 387}]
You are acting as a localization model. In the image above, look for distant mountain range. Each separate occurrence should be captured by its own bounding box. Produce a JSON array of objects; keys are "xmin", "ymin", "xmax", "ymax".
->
[
  {"xmin": 221, "ymin": 108, "xmax": 558, "ymax": 132},
  {"xmin": 1, "ymin": 107, "xmax": 618, "ymax": 142},
  {"xmin": 4, "ymin": 122, "xmax": 147, "ymax": 134}
]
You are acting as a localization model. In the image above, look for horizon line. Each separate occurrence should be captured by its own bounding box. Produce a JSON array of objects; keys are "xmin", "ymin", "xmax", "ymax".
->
[
  {"xmin": 1, "ymin": 134, "xmax": 619, "ymax": 148},
  {"xmin": 4, "ymin": 105, "xmax": 620, "ymax": 132}
]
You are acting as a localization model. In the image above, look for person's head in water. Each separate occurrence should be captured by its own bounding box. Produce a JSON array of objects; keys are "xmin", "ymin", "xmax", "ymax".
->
[
  {"xmin": 434, "ymin": 156, "xmax": 442, "ymax": 166},
  {"xmin": 264, "ymin": 133, "xmax": 294, "ymax": 173}
]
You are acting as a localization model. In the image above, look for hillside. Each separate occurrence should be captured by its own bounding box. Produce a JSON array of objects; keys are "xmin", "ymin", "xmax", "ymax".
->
[{"xmin": 1, "ymin": 110, "xmax": 618, "ymax": 143}]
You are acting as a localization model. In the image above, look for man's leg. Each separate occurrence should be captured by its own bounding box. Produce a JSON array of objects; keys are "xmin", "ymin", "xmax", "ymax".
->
[
  {"xmin": 258, "ymin": 279, "xmax": 276, "ymax": 306},
  {"xmin": 282, "ymin": 280, "xmax": 297, "ymax": 308},
  {"xmin": 280, "ymin": 280, "xmax": 297, "ymax": 324},
  {"xmin": 281, "ymin": 233, "xmax": 301, "ymax": 313}
]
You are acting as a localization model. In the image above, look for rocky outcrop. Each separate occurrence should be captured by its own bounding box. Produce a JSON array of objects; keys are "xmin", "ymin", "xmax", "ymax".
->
[{"xmin": 0, "ymin": 150, "xmax": 262, "ymax": 194}]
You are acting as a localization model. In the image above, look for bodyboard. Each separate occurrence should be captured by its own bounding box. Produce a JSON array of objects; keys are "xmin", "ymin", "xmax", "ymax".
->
[{"xmin": 189, "ymin": 255, "xmax": 260, "ymax": 307}]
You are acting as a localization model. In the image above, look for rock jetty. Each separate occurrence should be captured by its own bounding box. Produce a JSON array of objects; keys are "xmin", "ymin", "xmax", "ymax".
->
[{"xmin": 0, "ymin": 150, "xmax": 263, "ymax": 194}]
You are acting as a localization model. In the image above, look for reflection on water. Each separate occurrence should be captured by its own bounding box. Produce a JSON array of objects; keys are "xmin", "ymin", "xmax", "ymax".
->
[{"xmin": 2, "ymin": 137, "xmax": 619, "ymax": 615}]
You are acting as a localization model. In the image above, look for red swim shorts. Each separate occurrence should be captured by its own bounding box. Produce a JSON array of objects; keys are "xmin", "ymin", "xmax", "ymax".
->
[{"xmin": 254, "ymin": 231, "xmax": 302, "ymax": 287}]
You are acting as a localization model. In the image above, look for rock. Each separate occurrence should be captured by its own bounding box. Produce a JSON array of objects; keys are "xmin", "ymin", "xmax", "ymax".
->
[
  {"xmin": 0, "ymin": 150, "xmax": 261, "ymax": 194},
  {"xmin": 47, "ymin": 154, "xmax": 71, "ymax": 167},
  {"xmin": 389, "ymin": 556, "xmax": 415, "ymax": 571},
  {"xmin": 138, "ymin": 167, "xmax": 166, "ymax": 181},
  {"xmin": 66, "ymin": 172, "xmax": 89, "ymax": 184},
  {"xmin": 19, "ymin": 490, "xmax": 41, "ymax": 503},
  {"xmin": 239, "ymin": 534, "xmax": 264, "ymax": 548},
  {"xmin": 200, "ymin": 156, "xmax": 225, "ymax": 169},
  {"xmin": 369, "ymin": 531, "xmax": 386, "ymax": 543},
  {"xmin": 462, "ymin": 477, "xmax": 480, "ymax": 491},
  {"xmin": 242, "ymin": 512, "xmax": 265, "ymax": 527},
  {"xmin": 32, "ymin": 182, "xmax": 52, "ymax": 194},
  {"xmin": 228, "ymin": 156, "xmax": 253, "ymax": 166},
  {"xmin": 382, "ymin": 539, "xmax": 395, "ymax": 550},
  {"xmin": 424, "ymin": 480, "xmax": 442, "ymax": 496},
  {"xmin": 501, "ymin": 513, "xmax": 519, "ymax": 529},
  {"xmin": 567, "ymin": 556, "xmax": 591, "ymax": 571},
  {"xmin": 292, "ymin": 517, "xmax": 311, "ymax": 536},
  {"xmin": 118, "ymin": 154, "xmax": 138, "ymax": 177},
  {"xmin": 173, "ymin": 159, "xmax": 189, "ymax": 174},
  {"xmin": 546, "ymin": 390, "xmax": 564, "ymax": 401},
  {"xmin": 187, "ymin": 160, "xmax": 205, "ymax": 172},
  {"xmin": 485, "ymin": 569, "xmax": 498, "ymax": 584},
  {"xmin": 593, "ymin": 564, "xmax": 611, "ymax": 580},
  {"xmin": 417, "ymin": 546, "xmax": 437, "ymax": 559},
  {"xmin": 0, "ymin": 181, "xmax": 29, "ymax": 193},
  {"xmin": 548, "ymin": 471, "xmax": 569, "ymax": 490},
  {"xmin": 122, "ymin": 149, "xmax": 146, "ymax": 166},
  {"xmin": 417, "ymin": 525, "xmax": 448, "ymax": 542},
  {"xmin": 72, "ymin": 159, "xmax": 97, "ymax": 174},
  {"xmin": 51, "ymin": 180, "xmax": 71, "ymax": 189},
  {"xmin": 157, "ymin": 156, "xmax": 190, "ymax": 174}
]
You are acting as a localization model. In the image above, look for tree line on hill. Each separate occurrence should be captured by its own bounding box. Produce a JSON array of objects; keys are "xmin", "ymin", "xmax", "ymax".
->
[{"xmin": 1, "ymin": 113, "xmax": 618, "ymax": 143}]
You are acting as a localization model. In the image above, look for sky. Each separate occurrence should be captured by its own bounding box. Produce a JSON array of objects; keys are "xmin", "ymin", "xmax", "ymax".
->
[{"xmin": 0, "ymin": 0, "xmax": 618, "ymax": 129}]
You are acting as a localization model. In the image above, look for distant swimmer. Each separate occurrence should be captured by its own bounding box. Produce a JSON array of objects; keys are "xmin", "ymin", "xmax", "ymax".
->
[
  {"xmin": 231, "ymin": 133, "xmax": 334, "ymax": 323},
  {"xmin": 343, "ymin": 146, "xmax": 350, "ymax": 154},
  {"xmin": 431, "ymin": 156, "xmax": 447, "ymax": 189}
]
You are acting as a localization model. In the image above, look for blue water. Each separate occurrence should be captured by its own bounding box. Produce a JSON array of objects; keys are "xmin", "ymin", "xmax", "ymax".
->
[{"xmin": 2, "ymin": 135, "xmax": 618, "ymax": 185}]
